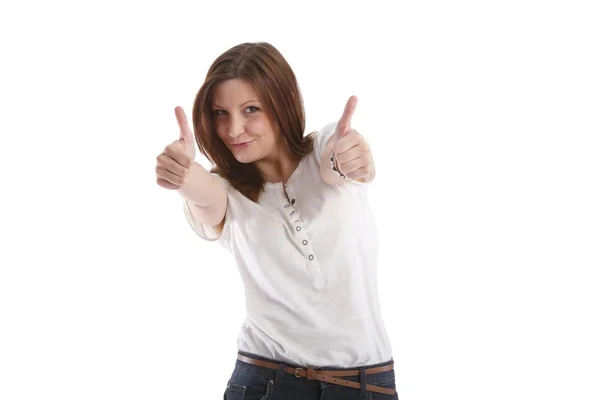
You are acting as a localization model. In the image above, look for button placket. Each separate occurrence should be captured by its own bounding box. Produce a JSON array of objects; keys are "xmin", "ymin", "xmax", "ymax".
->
[
  {"xmin": 281, "ymin": 186, "xmax": 315, "ymax": 263},
  {"xmin": 284, "ymin": 204, "xmax": 301, "ymax": 229}
]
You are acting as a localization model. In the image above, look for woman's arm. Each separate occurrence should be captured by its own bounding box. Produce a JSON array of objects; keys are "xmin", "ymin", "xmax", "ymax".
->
[{"xmin": 178, "ymin": 162, "xmax": 228, "ymax": 231}]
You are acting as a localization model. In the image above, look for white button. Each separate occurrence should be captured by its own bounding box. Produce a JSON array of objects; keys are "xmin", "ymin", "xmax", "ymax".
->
[
  {"xmin": 302, "ymin": 240, "xmax": 308, "ymax": 245},
  {"xmin": 296, "ymin": 226, "xmax": 301, "ymax": 232},
  {"xmin": 308, "ymin": 255, "xmax": 314, "ymax": 260}
]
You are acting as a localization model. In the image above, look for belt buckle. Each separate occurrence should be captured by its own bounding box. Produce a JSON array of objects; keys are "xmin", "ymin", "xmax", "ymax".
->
[{"xmin": 294, "ymin": 367, "xmax": 304, "ymax": 378}]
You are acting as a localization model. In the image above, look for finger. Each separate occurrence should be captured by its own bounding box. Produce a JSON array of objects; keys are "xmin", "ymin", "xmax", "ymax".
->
[
  {"xmin": 164, "ymin": 143, "xmax": 193, "ymax": 168},
  {"xmin": 156, "ymin": 167, "xmax": 185, "ymax": 186},
  {"xmin": 334, "ymin": 131, "xmax": 368, "ymax": 157},
  {"xmin": 335, "ymin": 145, "xmax": 363, "ymax": 165},
  {"xmin": 175, "ymin": 106, "xmax": 194, "ymax": 143},
  {"xmin": 156, "ymin": 153, "xmax": 187, "ymax": 177},
  {"xmin": 334, "ymin": 95, "xmax": 358, "ymax": 138},
  {"xmin": 339, "ymin": 157, "xmax": 367, "ymax": 174},
  {"xmin": 157, "ymin": 178, "xmax": 180, "ymax": 190},
  {"xmin": 344, "ymin": 166, "xmax": 369, "ymax": 181}
]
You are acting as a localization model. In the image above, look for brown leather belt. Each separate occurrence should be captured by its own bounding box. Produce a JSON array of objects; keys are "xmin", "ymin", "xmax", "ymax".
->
[{"xmin": 237, "ymin": 354, "xmax": 396, "ymax": 396}]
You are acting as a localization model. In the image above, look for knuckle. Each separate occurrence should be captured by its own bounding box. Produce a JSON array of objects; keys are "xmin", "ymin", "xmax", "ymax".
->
[{"xmin": 165, "ymin": 141, "xmax": 179, "ymax": 154}]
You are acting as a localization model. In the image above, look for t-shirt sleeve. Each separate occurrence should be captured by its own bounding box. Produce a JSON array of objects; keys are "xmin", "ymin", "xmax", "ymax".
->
[
  {"xmin": 183, "ymin": 200, "xmax": 221, "ymax": 241},
  {"xmin": 182, "ymin": 174, "xmax": 232, "ymax": 242}
]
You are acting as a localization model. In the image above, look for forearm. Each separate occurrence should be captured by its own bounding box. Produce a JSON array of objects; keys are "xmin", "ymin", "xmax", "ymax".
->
[{"xmin": 177, "ymin": 162, "xmax": 226, "ymax": 208}]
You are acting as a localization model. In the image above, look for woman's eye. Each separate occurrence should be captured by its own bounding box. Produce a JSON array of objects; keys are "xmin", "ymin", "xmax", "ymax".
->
[
  {"xmin": 214, "ymin": 110, "xmax": 226, "ymax": 117},
  {"xmin": 245, "ymin": 106, "xmax": 259, "ymax": 113}
]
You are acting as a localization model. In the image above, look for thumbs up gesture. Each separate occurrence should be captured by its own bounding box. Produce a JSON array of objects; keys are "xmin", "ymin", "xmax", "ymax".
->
[
  {"xmin": 155, "ymin": 106, "xmax": 197, "ymax": 190},
  {"xmin": 331, "ymin": 96, "xmax": 375, "ymax": 183}
]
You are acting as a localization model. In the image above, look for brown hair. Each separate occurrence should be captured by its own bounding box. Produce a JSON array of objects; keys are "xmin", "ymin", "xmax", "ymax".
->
[{"xmin": 191, "ymin": 42, "xmax": 315, "ymax": 202}]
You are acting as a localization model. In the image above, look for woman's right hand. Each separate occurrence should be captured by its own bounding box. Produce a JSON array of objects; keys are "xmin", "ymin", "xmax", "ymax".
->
[{"xmin": 156, "ymin": 106, "xmax": 197, "ymax": 190}]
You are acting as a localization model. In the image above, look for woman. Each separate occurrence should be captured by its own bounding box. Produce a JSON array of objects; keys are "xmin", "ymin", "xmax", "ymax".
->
[{"xmin": 155, "ymin": 41, "xmax": 398, "ymax": 399}]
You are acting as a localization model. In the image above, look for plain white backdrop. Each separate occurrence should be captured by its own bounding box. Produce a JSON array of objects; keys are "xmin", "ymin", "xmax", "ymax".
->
[{"xmin": 1, "ymin": 0, "xmax": 599, "ymax": 399}]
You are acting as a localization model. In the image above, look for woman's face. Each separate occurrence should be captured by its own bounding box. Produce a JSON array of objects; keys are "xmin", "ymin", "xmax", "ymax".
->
[{"xmin": 212, "ymin": 78, "xmax": 279, "ymax": 164}]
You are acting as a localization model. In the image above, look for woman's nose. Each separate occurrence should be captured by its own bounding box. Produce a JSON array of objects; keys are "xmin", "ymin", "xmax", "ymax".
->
[{"xmin": 228, "ymin": 116, "xmax": 245, "ymax": 138}]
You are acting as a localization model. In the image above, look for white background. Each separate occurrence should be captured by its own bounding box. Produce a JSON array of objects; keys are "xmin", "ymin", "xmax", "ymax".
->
[{"xmin": 1, "ymin": 0, "xmax": 599, "ymax": 399}]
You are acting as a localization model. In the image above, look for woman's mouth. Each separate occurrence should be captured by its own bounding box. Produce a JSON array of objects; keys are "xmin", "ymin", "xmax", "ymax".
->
[{"xmin": 231, "ymin": 141, "xmax": 253, "ymax": 148}]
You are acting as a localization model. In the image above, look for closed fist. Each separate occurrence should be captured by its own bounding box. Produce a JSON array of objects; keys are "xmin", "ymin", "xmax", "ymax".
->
[{"xmin": 156, "ymin": 106, "xmax": 196, "ymax": 190}]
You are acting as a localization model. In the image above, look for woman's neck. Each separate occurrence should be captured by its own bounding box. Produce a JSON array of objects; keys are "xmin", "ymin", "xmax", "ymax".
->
[{"xmin": 256, "ymin": 149, "xmax": 300, "ymax": 184}]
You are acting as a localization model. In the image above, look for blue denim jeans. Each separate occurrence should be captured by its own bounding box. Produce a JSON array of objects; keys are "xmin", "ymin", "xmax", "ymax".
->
[{"xmin": 223, "ymin": 351, "xmax": 399, "ymax": 400}]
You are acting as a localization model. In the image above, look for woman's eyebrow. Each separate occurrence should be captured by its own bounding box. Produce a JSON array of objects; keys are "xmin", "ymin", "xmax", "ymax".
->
[{"xmin": 213, "ymin": 100, "xmax": 260, "ymax": 109}]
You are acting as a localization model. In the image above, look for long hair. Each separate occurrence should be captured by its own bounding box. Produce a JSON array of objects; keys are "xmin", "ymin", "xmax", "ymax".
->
[{"xmin": 192, "ymin": 42, "xmax": 315, "ymax": 202}]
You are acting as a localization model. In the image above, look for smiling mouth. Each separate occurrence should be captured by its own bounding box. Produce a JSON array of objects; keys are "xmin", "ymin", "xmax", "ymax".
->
[{"xmin": 232, "ymin": 141, "xmax": 253, "ymax": 146}]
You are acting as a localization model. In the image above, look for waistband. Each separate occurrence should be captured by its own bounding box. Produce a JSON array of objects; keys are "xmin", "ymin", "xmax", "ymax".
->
[{"xmin": 235, "ymin": 351, "xmax": 396, "ymax": 396}]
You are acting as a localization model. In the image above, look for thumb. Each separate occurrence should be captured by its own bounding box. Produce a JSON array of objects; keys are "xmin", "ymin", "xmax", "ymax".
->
[
  {"xmin": 174, "ymin": 106, "xmax": 195, "ymax": 145},
  {"xmin": 334, "ymin": 95, "xmax": 358, "ymax": 139}
]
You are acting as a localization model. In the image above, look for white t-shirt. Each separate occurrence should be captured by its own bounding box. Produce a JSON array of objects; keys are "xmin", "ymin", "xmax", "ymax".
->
[{"xmin": 183, "ymin": 121, "xmax": 393, "ymax": 368}]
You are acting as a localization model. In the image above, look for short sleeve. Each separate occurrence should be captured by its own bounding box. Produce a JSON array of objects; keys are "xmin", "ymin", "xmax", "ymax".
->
[
  {"xmin": 313, "ymin": 121, "xmax": 338, "ymax": 165},
  {"xmin": 183, "ymin": 200, "xmax": 221, "ymax": 241},
  {"xmin": 182, "ymin": 174, "xmax": 231, "ymax": 242}
]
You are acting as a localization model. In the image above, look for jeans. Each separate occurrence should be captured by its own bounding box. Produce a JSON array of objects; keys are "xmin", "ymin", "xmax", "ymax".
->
[{"xmin": 223, "ymin": 351, "xmax": 399, "ymax": 400}]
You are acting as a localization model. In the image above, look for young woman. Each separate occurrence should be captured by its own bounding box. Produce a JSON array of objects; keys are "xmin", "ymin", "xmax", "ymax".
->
[{"xmin": 155, "ymin": 41, "xmax": 398, "ymax": 399}]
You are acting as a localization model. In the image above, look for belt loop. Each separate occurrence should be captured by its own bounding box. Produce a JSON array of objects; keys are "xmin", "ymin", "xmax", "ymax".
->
[
  {"xmin": 273, "ymin": 362, "xmax": 286, "ymax": 390},
  {"xmin": 359, "ymin": 367, "xmax": 367, "ymax": 395}
]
